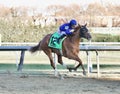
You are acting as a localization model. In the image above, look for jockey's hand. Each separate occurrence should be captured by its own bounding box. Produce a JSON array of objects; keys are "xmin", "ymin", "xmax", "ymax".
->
[
  {"xmin": 70, "ymin": 33, "xmax": 74, "ymax": 36},
  {"xmin": 70, "ymin": 29, "xmax": 74, "ymax": 32}
]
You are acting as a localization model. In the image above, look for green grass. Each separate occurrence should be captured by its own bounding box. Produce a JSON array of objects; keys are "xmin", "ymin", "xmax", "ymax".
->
[
  {"xmin": 0, "ymin": 63, "xmax": 120, "ymax": 71},
  {"xmin": 0, "ymin": 63, "xmax": 77, "ymax": 70}
]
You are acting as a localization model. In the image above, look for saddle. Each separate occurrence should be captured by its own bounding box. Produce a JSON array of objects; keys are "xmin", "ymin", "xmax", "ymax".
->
[{"xmin": 48, "ymin": 32, "xmax": 66, "ymax": 50}]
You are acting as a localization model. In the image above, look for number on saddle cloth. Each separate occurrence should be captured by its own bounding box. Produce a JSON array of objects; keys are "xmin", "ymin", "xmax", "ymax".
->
[
  {"xmin": 51, "ymin": 36, "xmax": 58, "ymax": 46},
  {"xmin": 48, "ymin": 32, "xmax": 65, "ymax": 50}
]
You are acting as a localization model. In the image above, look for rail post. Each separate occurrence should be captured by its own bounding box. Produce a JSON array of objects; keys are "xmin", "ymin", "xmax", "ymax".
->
[
  {"xmin": 86, "ymin": 51, "xmax": 90, "ymax": 77},
  {"xmin": 89, "ymin": 40, "xmax": 92, "ymax": 73},
  {"xmin": 95, "ymin": 50, "xmax": 100, "ymax": 78},
  {"xmin": 17, "ymin": 51, "xmax": 25, "ymax": 71},
  {"xmin": 53, "ymin": 53, "xmax": 58, "ymax": 76},
  {"xmin": 0, "ymin": 34, "xmax": 1, "ymax": 46}
]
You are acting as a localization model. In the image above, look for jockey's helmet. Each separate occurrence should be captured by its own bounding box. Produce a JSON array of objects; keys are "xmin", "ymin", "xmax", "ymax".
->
[{"xmin": 70, "ymin": 19, "xmax": 77, "ymax": 26}]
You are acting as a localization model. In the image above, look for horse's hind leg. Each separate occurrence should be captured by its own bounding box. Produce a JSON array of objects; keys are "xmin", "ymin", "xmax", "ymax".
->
[
  {"xmin": 44, "ymin": 50, "xmax": 55, "ymax": 69},
  {"xmin": 44, "ymin": 50, "xmax": 59, "ymax": 76}
]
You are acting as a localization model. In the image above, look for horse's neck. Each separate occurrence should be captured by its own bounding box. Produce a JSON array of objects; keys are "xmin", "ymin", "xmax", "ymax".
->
[{"xmin": 72, "ymin": 31, "xmax": 80, "ymax": 44}]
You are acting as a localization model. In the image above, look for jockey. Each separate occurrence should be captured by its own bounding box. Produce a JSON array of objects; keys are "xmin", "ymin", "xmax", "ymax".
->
[{"xmin": 57, "ymin": 19, "xmax": 78, "ymax": 43}]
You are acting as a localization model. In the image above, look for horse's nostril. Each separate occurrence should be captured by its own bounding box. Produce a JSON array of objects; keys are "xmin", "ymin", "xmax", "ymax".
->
[
  {"xmin": 90, "ymin": 35, "xmax": 92, "ymax": 39},
  {"xmin": 87, "ymin": 35, "xmax": 92, "ymax": 40}
]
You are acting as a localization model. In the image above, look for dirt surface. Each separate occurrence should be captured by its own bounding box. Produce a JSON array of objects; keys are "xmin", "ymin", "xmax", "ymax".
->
[{"xmin": 0, "ymin": 72, "xmax": 120, "ymax": 94}]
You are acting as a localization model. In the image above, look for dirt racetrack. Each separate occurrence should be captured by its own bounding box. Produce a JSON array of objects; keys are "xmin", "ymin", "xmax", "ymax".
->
[{"xmin": 0, "ymin": 71, "xmax": 120, "ymax": 94}]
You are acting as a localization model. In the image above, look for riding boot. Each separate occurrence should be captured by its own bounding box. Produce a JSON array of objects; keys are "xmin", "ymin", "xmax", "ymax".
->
[{"xmin": 57, "ymin": 34, "xmax": 66, "ymax": 44}]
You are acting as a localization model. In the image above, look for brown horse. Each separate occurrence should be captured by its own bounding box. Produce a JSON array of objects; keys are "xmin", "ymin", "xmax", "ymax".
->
[{"xmin": 29, "ymin": 24, "xmax": 91, "ymax": 75}]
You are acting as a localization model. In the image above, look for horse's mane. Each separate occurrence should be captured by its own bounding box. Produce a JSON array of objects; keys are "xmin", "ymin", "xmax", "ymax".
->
[{"xmin": 74, "ymin": 24, "xmax": 81, "ymax": 32}]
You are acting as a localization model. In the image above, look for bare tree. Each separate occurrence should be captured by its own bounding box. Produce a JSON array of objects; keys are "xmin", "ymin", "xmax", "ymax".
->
[
  {"xmin": 0, "ymin": 5, "xmax": 11, "ymax": 17},
  {"xmin": 45, "ymin": 5, "xmax": 64, "ymax": 16},
  {"xmin": 86, "ymin": 3, "xmax": 106, "ymax": 16}
]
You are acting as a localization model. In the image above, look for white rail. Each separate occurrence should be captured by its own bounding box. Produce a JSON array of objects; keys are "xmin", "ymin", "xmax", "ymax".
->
[
  {"xmin": 1, "ymin": 42, "xmax": 36, "ymax": 46},
  {"xmin": 89, "ymin": 27, "xmax": 120, "ymax": 35},
  {"xmin": 1, "ymin": 42, "xmax": 120, "ymax": 46}
]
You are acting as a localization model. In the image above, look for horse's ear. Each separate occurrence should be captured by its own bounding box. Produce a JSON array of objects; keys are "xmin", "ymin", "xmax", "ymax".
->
[
  {"xmin": 78, "ymin": 24, "xmax": 81, "ymax": 27},
  {"xmin": 85, "ymin": 23, "xmax": 87, "ymax": 27}
]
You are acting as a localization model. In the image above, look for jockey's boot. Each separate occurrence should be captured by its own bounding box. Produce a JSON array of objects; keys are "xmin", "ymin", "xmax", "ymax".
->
[{"xmin": 57, "ymin": 34, "xmax": 66, "ymax": 44}]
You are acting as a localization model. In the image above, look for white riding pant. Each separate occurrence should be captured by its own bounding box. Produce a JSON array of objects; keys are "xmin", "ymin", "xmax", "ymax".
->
[{"xmin": 57, "ymin": 30, "xmax": 66, "ymax": 36}]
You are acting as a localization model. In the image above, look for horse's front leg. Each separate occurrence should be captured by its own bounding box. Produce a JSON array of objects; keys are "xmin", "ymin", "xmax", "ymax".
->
[
  {"xmin": 74, "ymin": 56, "xmax": 86, "ymax": 75},
  {"xmin": 58, "ymin": 55, "xmax": 79, "ymax": 72},
  {"xmin": 68, "ymin": 67, "xmax": 77, "ymax": 72},
  {"xmin": 57, "ymin": 55, "xmax": 69, "ymax": 69},
  {"xmin": 68, "ymin": 55, "xmax": 86, "ymax": 75}
]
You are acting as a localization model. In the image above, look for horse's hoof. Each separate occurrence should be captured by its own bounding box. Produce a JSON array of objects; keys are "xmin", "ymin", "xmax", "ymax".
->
[
  {"xmin": 68, "ymin": 68, "xmax": 72, "ymax": 72},
  {"xmin": 68, "ymin": 68, "xmax": 76, "ymax": 72},
  {"xmin": 68, "ymin": 68, "xmax": 73, "ymax": 72},
  {"xmin": 59, "ymin": 75, "xmax": 64, "ymax": 80},
  {"xmin": 83, "ymin": 71, "xmax": 86, "ymax": 76},
  {"xmin": 74, "ymin": 68, "xmax": 77, "ymax": 72}
]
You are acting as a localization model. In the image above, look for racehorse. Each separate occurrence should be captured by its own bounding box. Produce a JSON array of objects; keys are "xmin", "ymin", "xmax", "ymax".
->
[{"xmin": 29, "ymin": 24, "xmax": 92, "ymax": 76}]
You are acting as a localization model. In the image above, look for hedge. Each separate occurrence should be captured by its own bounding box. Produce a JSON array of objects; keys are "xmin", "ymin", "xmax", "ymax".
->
[{"xmin": 0, "ymin": 19, "xmax": 120, "ymax": 42}]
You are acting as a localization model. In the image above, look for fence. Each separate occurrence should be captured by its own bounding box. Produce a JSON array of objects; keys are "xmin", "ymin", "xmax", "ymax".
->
[
  {"xmin": 0, "ymin": 42, "xmax": 120, "ymax": 78},
  {"xmin": 89, "ymin": 27, "xmax": 120, "ymax": 35},
  {"xmin": 1, "ymin": 42, "xmax": 120, "ymax": 46},
  {"xmin": 0, "ymin": 34, "xmax": 1, "ymax": 46}
]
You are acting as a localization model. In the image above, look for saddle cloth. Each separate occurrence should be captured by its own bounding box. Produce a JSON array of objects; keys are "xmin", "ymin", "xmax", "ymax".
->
[{"xmin": 48, "ymin": 32, "xmax": 65, "ymax": 50}]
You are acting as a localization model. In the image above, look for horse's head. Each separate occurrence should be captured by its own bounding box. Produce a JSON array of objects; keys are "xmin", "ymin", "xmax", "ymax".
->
[{"xmin": 79, "ymin": 24, "xmax": 92, "ymax": 40}]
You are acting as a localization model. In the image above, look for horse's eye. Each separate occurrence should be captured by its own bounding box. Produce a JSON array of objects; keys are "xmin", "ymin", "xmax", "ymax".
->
[{"xmin": 82, "ymin": 28, "xmax": 86, "ymax": 32}]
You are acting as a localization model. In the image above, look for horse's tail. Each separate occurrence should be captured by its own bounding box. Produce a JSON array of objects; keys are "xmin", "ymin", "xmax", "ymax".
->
[{"xmin": 29, "ymin": 41, "xmax": 41, "ymax": 53}]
